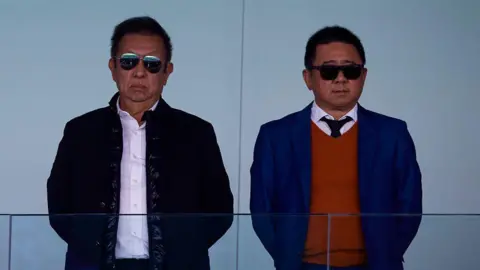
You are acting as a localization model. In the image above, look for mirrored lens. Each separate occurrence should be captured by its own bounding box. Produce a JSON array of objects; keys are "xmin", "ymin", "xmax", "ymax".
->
[
  {"xmin": 118, "ymin": 53, "xmax": 162, "ymax": 73},
  {"xmin": 143, "ymin": 56, "xmax": 162, "ymax": 73},
  {"xmin": 119, "ymin": 53, "xmax": 140, "ymax": 70}
]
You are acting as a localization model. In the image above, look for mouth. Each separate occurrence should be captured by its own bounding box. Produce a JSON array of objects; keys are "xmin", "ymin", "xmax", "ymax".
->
[
  {"xmin": 332, "ymin": 89, "xmax": 349, "ymax": 93},
  {"xmin": 130, "ymin": 84, "xmax": 147, "ymax": 90}
]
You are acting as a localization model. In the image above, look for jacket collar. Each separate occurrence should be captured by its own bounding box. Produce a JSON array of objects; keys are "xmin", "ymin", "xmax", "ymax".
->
[{"xmin": 108, "ymin": 92, "xmax": 172, "ymax": 119}]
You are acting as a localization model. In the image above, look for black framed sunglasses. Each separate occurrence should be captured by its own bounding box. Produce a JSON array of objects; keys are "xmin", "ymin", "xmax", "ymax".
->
[
  {"xmin": 310, "ymin": 64, "xmax": 364, "ymax": 80},
  {"xmin": 115, "ymin": 53, "xmax": 163, "ymax": 74}
]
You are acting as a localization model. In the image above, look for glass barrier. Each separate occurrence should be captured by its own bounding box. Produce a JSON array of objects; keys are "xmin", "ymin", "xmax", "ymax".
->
[
  {"xmin": 0, "ymin": 215, "xmax": 9, "ymax": 270},
  {"xmin": 6, "ymin": 214, "xmax": 480, "ymax": 270}
]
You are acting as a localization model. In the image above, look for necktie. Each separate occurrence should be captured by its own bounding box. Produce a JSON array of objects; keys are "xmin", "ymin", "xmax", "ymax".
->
[{"xmin": 320, "ymin": 116, "xmax": 353, "ymax": 138}]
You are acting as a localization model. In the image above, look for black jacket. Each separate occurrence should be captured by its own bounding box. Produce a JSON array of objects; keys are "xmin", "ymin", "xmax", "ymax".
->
[{"xmin": 47, "ymin": 93, "xmax": 234, "ymax": 270}]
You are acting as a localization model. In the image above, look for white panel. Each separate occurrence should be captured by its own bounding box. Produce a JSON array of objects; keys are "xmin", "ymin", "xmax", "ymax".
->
[
  {"xmin": 0, "ymin": 0, "xmax": 242, "ymax": 269},
  {"xmin": 239, "ymin": 0, "xmax": 480, "ymax": 269}
]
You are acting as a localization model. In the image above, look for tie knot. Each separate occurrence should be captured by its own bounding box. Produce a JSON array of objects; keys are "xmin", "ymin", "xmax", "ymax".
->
[{"xmin": 320, "ymin": 116, "xmax": 353, "ymax": 138}]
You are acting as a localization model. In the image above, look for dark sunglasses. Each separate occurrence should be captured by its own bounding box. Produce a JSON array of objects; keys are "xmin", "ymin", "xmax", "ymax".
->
[
  {"xmin": 115, "ymin": 53, "xmax": 163, "ymax": 74},
  {"xmin": 310, "ymin": 64, "xmax": 364, "ymax": 80}
]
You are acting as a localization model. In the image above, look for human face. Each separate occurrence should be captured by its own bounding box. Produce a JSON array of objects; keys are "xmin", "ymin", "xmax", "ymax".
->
[
  {"xmin": 109, "ymin": 33, "xmax": 173, "ymax": 106},
  {"xmin": 303, "ymin": 42, "xmax": 367, "ymax": 115}
]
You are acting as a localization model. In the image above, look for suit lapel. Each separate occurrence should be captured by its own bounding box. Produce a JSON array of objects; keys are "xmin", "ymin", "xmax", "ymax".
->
[
  {"xmin": 292, "ymin": 103, "xmax": 313, "ymax": 211},
  {"xmin": 357, "ymin": 105, "xmax": 378, "ymax": 213}
]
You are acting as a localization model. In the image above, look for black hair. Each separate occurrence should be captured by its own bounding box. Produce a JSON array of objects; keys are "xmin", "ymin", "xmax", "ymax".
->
[
  {"xmin": 304, "ymin": 26, "xmax": 365, "ymax": 68},
  {"xmin": 110, "ymin": 16, "xmax": 172, "ymax": 63}
]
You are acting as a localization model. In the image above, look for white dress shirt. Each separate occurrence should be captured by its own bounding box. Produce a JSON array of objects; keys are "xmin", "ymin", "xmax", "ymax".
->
[
  {"xmin": 115, "ymin": 99, "xmax": 158, "ymax": 259},
  {"xmin": 310, "ymin": 102, "xmax": 358, "ymax": 136}
]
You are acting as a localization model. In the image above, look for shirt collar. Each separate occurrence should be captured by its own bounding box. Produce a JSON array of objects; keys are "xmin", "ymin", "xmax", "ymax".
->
[
  {"xmin": 311, "ymin": 102, "xmax": 358, "ymax": 122},
  {"xmin": 116, "ymin": 97, "xmax": 159, "ymax": 119}
]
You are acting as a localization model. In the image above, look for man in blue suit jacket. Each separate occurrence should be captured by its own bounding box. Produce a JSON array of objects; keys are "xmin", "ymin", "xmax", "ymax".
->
[{"xmin": 250, "ymin": 26, "xmax": 422, "ymax": 270}]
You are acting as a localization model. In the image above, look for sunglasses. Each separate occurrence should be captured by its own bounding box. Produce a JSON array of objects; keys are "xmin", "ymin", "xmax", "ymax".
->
[
  {"xmin": 310, "ymin": 64, "xmax": 364, "ymax": 80},
  {"xmin": 115, "ymin": 53, "xmax": 163, "ymax": 74}
]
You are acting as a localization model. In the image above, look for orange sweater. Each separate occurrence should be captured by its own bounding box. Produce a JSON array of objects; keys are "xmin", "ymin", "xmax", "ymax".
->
[{"xmin": 303, "ymin": 121, "xmax": 366, "ymax": 267}]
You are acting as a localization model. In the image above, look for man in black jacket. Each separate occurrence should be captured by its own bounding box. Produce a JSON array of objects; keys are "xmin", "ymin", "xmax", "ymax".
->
[{"xmin": 46, "ymin": 16, "xmax": 234, "ymax": 270}]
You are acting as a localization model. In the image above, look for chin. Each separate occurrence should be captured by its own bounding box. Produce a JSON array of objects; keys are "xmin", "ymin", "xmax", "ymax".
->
[
  {"xmin": 127, "ymin": 92, "xmax": 149, "ymax": 101},
  {"xmin": 331, "ymin": 100, "xmax": 355, "ymax": 108}
]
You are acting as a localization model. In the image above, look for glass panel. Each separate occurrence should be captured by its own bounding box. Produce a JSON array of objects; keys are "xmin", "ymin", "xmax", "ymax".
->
[
  {"xmin": 208, "ymin": 214, "xmax": 238, "ymax": 270},
  {"xmin": 326, "ymin": 214, "xmax": 366, "ymax": 268},
  {"xmin": 10, "ymin": 215, "xmax": 66, "ymax": 269},
  {"xmin": 9, "ymin": 214, "xmax": 480, "ymax": 269},
  {"xmin": 0, "ymin": 215, "xmax": 10, "ymax": 270},
  {"xmin": 404, "ymin": 214, "xmax": 480, "ymax": 270},
  {"xmin": 237, "ymin": 213, "xmax": 274, "ymax": 270},
  {"xmin": 10, "ymin": 214, "xmax": 238, "ymax": 270},
  {"xmin": 238, "ymin": 214, "xmax": 330, "ymax": 270},
  {"xmin": 325, "ymin": 214, "xmax": 480, "ymax": 270},
  {"xmin": 238, "ymin": 214, "xmax": 480, "ymax": 270}
]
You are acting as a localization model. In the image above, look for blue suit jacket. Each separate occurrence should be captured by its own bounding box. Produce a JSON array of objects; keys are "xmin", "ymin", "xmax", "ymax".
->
[{"xmin": 250, "ymin": 104, "xmax": 422, "ymax": 270}]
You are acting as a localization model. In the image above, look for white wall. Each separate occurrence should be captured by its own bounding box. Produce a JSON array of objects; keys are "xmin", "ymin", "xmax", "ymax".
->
[{"xmin": 0, "ymin": 0, "xmax": 479, "ymax": 269}]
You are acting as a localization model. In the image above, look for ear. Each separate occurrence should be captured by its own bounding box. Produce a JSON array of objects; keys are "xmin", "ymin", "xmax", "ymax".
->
[
  {"xmin": 162, "ymin": 62, "xmax": 174, "ymax": 86},
  {"xmin": 361, "ymin": 67, "xmax": 368, "ymax": 82},
  {"xmin": 166, "ymin": 62, "xmax": 174, "ymax": 75},
  {"xmin": 303, "ymin": 69, "xmax": 313, "ymax": 91},
  {"xmin": 108, "ymin": 58, "xmax": 116, "ymax": 81}
]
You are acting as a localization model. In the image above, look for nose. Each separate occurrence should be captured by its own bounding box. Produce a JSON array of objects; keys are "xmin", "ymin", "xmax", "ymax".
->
[
  {"xmin": 334, "ymin": 70, "xmax": 347, "ymax": 83},
  {"xmin": 133, "ymin": 60, "xmax": 146, "ymax": 78}
]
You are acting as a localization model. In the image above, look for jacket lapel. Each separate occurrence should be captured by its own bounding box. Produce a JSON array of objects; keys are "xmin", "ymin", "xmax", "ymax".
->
[
  {"xmin": 357, "ymin": 105, "xmax": 378, "ymax": 213},
  {"xmin": 144, "ymin": 99, "xmax": 172, "ymax": 270},
  {"xmin": 292, "ymin": 103, "xmax": 313, "ymax": 211}
]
